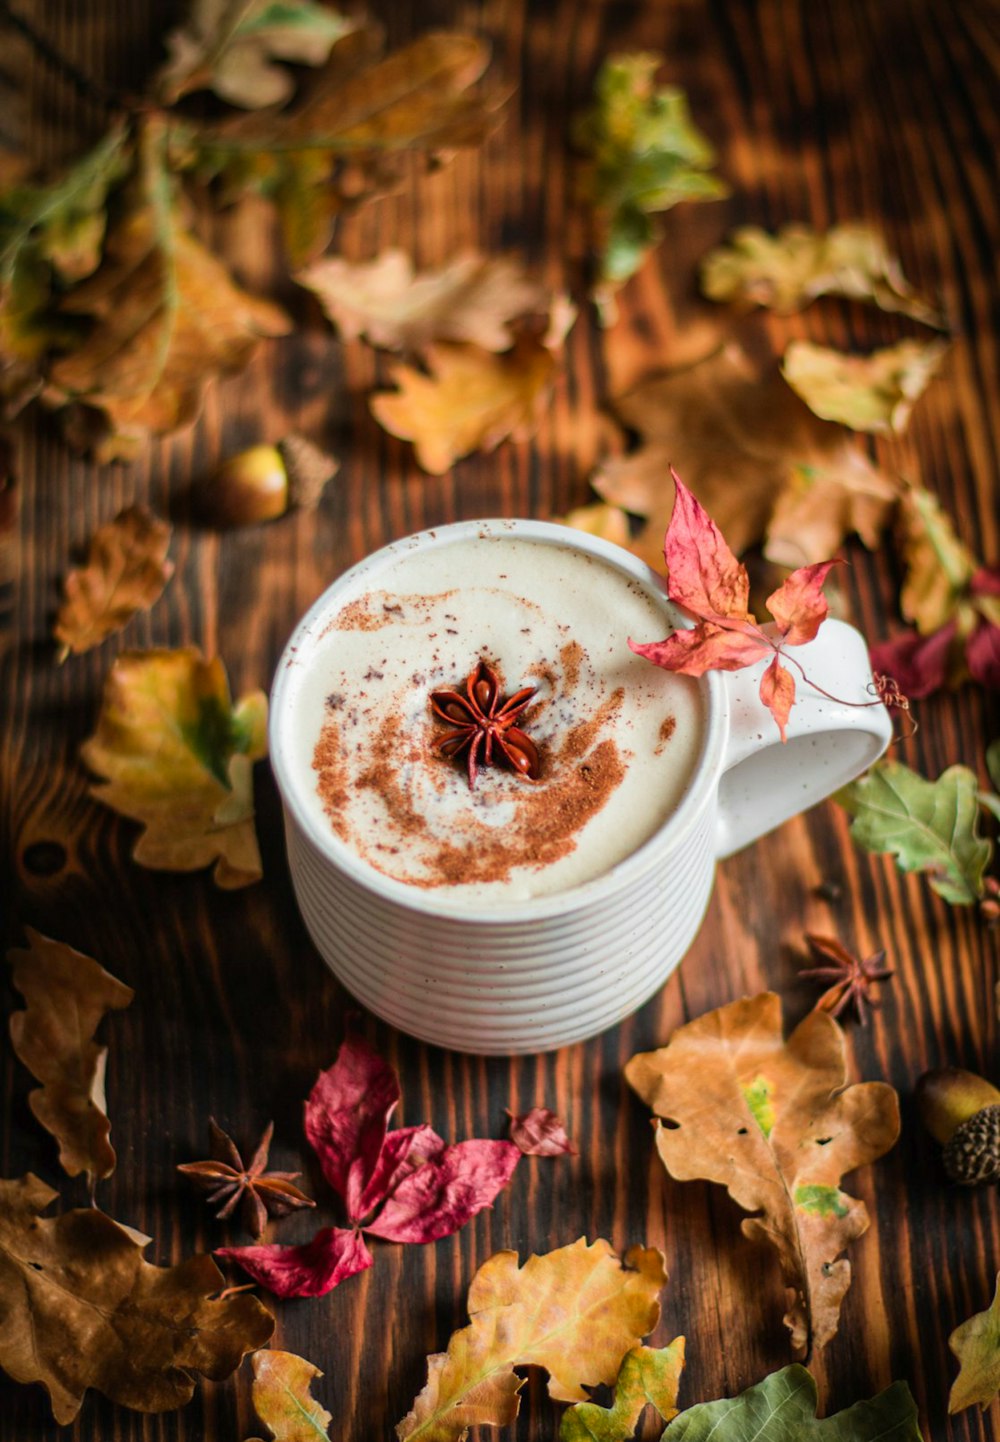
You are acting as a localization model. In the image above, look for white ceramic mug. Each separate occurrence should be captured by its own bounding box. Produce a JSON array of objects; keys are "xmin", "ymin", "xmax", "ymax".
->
[{"xmin": 270, "ymin": 520, "xmax": 891, "ymax": 1055}]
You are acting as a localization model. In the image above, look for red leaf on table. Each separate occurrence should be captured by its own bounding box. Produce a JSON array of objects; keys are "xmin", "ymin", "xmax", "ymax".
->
[
  {"xmin": 870, "ymin": 623, "xmax": 957, "ymax": 699},
  {"xmin": 364, "ymin": 1138, "xmax": 520, "ymax": 1243},
  {"xmin": 216, "ymin": 1227, "xmax": 373, "ymax": 1299},
  {"xmin": 506, "ymin": 1107, "xmax": 578, "ymax": 1156},
  {"xmin": 352, "ymin": 1122, "xmax": 444, "ymax": 1221},
  {"xmin": 303, "ymin": 1036, "xmax": 400, "ymax": 1221},
  {"xmin": 968, "ymin": 616, "xmax": 1000, "ymax": 688}
]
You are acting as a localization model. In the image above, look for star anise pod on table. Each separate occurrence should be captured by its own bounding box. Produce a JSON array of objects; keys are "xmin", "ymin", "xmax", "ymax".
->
[
  {"xmin": 430, "ymin": 658, "xmax": 541, "ymax": 787},
  {"xmin": 800, "ymin": 934, "xmax": 894, "ymax": 1024},
  {"xmin": 177, "ymin": 1119, "xmax": 315, "ymax": 1238}
]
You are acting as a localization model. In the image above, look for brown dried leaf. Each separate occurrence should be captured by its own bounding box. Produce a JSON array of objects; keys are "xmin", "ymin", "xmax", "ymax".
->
[
  {"xmin": 397, "ymin": 1237, "xmax": 666, "ymax": 1441},
  {"xmin": 8, "ymin": 930, "xmax": 134, "ymax": 1183},
  {"xmin": 54, "ymin": 506, "xmax": 174, "ymax": 660},
  {"xmin": 0, "ymin": 1173, "xmax": 273, "ymax": 1424},
  {"xmin": 594, "ymin": 345, "xmax": 900, "ymax": 570},
  {"xmin": 625, "ymin": 993, "xmax": 900, "ymax": 1357},
  {"xmin": 781, "ymin": 339, "xmax": 948, "ymax": 435},
  {"xmin": 298, "ymin": 249, "xmax": 548, "ymax": 353},
  {"xmin": 247, "ymin": 1349, "xmax": 333, "ymax": 1439}
]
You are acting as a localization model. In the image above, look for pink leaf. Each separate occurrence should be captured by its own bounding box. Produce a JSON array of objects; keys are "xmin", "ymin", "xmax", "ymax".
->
[
  {"xmin": 662, "ymin": 470, "xmax": 752, "ymax": 622},
  {"xmin": 217, "ymin": 1226, "xmax": 373, "ymax": 1299},
  {"xmin": 506, "ymin": 1107, "xmax": 577, "ymax": 1157},
  {"xmin": 363, "ymin": 1140, "xmax": 520, "ymax": 1244},
  {"xmin": 352, "ymin": 1123, "xmax": 445, "ymax": 1221},
  {"xmin": 765, "ymin": 561, "xmax": 837, "ymax": 646},
  {"xmin": 967, "ymin": 617, "xmax": 1000, "ymax": 688},
  {"xmin": 304, "ymin": 1037, "xmax": 400, "ymax": 1221},
  {"xmin": 629, "ymin": 623, "xmax": 769, "ymax": 675},
  {"xmin": 870, "ymin": 622, "xmax": 957, "ymax": 699},
  {"xmin": 972, "ymin": 566, "xmax": 1000, "ymax": 599},
  {"xmin": 759, "ymin": 655, "xmax": 796, "ymax": 742}
]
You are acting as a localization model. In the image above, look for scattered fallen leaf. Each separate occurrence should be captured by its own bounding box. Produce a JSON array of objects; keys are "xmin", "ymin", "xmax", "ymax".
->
[
  {"xmin": 298, "ymin": 249, "xmax": 549, "ymax": 353},
  {"xmin": 700, "ymin": 222, "xmax": 945, "ymax": 328},
  {"xmin": 53, "ymin": 505, "xmax": 174, "ymax": 660},
  {"xmin": 836, "ymin": 759, "xmax": 993, "ymax": 905},
  {"xmin": 575, "ymin": 54, "xmax": 726, "ymax": 310},
  {"xmin": 8, "ymin": 929, "xmax": 133, "ymax": 1183},
  {"xmin": 949, "ymin": 1273, "xmax": 1000, "ymax": 1413},
  {"xmin": 156, "ymin": 0, "xmax": 357, "ymax": 109},
  {"xmin": 219, "ymin": 1036, "xmax": 520, "ymax": 1297},
  {"xmin": 559, "ymin": 1340, "xmax": 685, "ymax": 1441},
  {"xmin": 625, "ymin": 992, "xmax": 900, "ymax": 1356},
  {"xmin": 506, "ymin": 1107, "xmax": 577, "ymax": 1157},
  {"xmin": 247, "ymin": 1349, "xmax": 333, "ymax": 1441},
  {"xmin": 781, "ymin": 339, "xmax": 947, "ymax": 434},
  {"xmin": 556, "ymin": 501, "xmax": 632, "ymax": 550},
  {"xmin": 371, "ymin": 335, "xmax": 561, "ymax": 473},
  {"xmin": 661, "ymin": 1363, "xmax": 922, "ymax": 1440},
  {"xmin": 0, "ymin": 1172, "xmax": 273, "ymax": 1424},
  {"xmin": 81, "ymin": 647, "xmax": 268, "ymax": 889},
  {"xmin": 628, "ymin": 472, "xmax": 839, "ymax": 740},
  {"xmin": 593, "ymin": 346, "xmax": 899, "ymax": 569},
  {"xmin": 398, "ymin": 1237, "xmax": 667, "ymax": 1441}
]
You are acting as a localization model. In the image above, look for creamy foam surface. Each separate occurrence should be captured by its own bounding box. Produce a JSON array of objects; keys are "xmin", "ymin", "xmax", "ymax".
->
[{"xmin": 282, "ymin": 531, "xmax": 704, "ymax": 903}]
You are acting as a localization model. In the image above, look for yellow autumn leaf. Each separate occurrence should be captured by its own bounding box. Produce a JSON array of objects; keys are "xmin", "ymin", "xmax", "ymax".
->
[
  {"xmin": 555, "ymin": 502, "xmax": 632, "ymax": 550},
  {"xmin": 397, "ymin": 1237, "xmax": 667, "ymax": 1441},
  {"xmin": 247, "ymin": 1349, "xmax": 333, "ymax": 1440},
  {"xmin": 54, "ymin": 505, "xmax": 174, "ymax": 660},
  {"xmin": 949, "ymin": 1274, "xmax": 1000, "ymax": 1413},
  {"xmin": 896, "ymin": 484, "xmax": 979, "ymax": 635},
  {"xmin": 625, "ymin": 992, "xmax": 900, "ymax": 1358},
  {"xmin": 81, "ymin": 648, "xmax": 268, "ymax": 889},
  {"xmin": 781, "ymin": 339, "xmax": 948, "ymax": 434}
]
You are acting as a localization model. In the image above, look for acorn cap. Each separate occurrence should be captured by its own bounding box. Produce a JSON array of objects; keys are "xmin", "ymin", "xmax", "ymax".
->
[
  {"xmin": 943, "ymin": 1104, "xmax": 1000, "ymax": 1185},
  {"xmin": 277, "ymin": 434, "xmax": 339, "ymax": 511},
  {"xmin": 916, "ymin": 1067, "xmax": 1000, "ymax": 1145}
]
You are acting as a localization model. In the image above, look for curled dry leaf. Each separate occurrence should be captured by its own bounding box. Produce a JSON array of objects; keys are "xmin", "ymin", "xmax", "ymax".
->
[
  {"xmin": 8, "ymin": 929, "xmax": 134, "ymax": 1183},
  {"xmin": 247, "ymin": 1349, "xmax": 333, "ymax": 1441},
  {"xmin": 54, "ymin": 505, "xmax": 173, "ymax": 660},
  {"xmin": 593, "ymin": 345, "xmax": 899, "ymax": 570},
  {"xmin": 700, "ymin": 221, "xmax": 945, "ymax": 328},
  {"xmin": 81, "ymin": 647, "xmax": 268, "ymax": 889},
  {"xmin": 559, "ymin": 1340, "xmax": 685, "ymax": 1442},
  {"xmin": 625, "ymin": 992, "xmax": 900, "ymax": 1357},
  {"xmin": 156, "ymin": 0, "xmax": 357, "ymax": 109},
  {"xmin": 506, "ymin": 1107, "xmax": 577, "ymax": 1157},
  {"xmin": 397, "ymin": 1237, "xmax": 667, "ymax": 1441},
  {"xmin": 836, "ymin": 759, "xmax": 993, "ymax": 906},
  {"xmin": 661, "ymin": 1364, "xmax": 923, "ymax": 1441},
  {"xmin": 0, "ymin": 1173, "xmax": 273, "ymax": 1424},
  {"xmin": 298, "ymin": 249, "xmax": 549, "ymax": 353},
  {"xmin": 781, "ymin": 339, "xmax": 948, "ymax": 435},
  {"xmin": 949, "ymin": 1273, "xmax": 1000, "ymax": 1413}
]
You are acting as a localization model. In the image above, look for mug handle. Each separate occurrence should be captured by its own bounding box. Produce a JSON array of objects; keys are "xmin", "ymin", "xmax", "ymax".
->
[{"xmin": 714, "ymin": 618, "xmax": 893, "ymax": 860}]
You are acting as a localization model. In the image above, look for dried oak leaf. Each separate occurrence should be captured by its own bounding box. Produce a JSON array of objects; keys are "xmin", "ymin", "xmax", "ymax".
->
[
  {"xmin": 397, "ymin": 1237, "xmax": 667, "ymax": 1441},
  {"xmin": 0, "ymin": 1173, "xmax": 273, "ymax": 1424},
  {"xmin": 81, "ymin": 647, "xmax": 268, "ymax": 889},
  {"xmin": 506, "ymin": 1107, "xmax": 577, "ymax": 1157},
  {"xmin": 247, "ymin": 1348, "xmax": 333, "ymax": 1440},
  {"xmin": 836, "ymin": 759, "xmax": 993, "ymax": 906},
  {"xmin": 782, "ymin": 339, "xmax": 948, "ymax": 435},
  {"xmin": 949, "ymin": 1273, "xmax": 1000, "ymax": 1413},
  {"xmin": 47, "ymin": 116, "xmax": 289, "ymax": 460},
  {"xmin": 560, "ymin": 1341, "xmax": 685, "ymax": 1442},
  {"xmin": 661, "ymin": 1364, "xmax": 922, "ymax": 1441},
  {"xmin": 625, "ymin": 992, "xmax": 900, "ymax": 1357},
  {"xmin": 700, "ymin": 222, "xmax": 945, "ymax": 328},
  {"xmin": 8, "ymin": 929, "xmax": 133, "ymax": 1183},
  {"xmin": 297, "ymin": 249, "xmax": 549, "ymax": 353},
  {"xmin": 156, "ymin": 0, "xmax": 357, "ymax": 109},
  {"xmin": 593, "ymin": 345, "xmax": 899, "ymax": 570},
  {"xmin": 54, "ymin": 505, "xmax": 173, "ymax": 661}
]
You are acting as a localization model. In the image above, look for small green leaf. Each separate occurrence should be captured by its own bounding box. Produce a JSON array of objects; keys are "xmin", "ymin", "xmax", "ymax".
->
[
  {"xmin": 742, "ymin": 1076, "xmax": 775, "ymax": 1138},
  {"xmin": 983, "ymin": 741, "xmax": 1000, "ymax": 821},
  {"xmin": 794, "ymin": 1184, "xmax": 848, "ymax": 1219},
  {"xmin": 781, "ymin": 339, "xmax": 947, "ymax": 435},
  {"xmin": 559, "ymin": 1340, "xmax": 685, "ymax": 1441},
  {"xmin": 837, "ymin": 760, "xmax": 992, "ymax": 905},
  {"xmin": 661, "ymin": 1365, "xmax": 923, "ymax": 1441}
]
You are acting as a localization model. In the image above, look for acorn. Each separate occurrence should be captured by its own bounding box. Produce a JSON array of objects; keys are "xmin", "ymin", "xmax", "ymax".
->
[
  {"xmin": 916, "ymin": 1067, "xmax": 1000, "ymax": 1185},
  {"xmin": 204, "ymin": 434, "xmax": 338, "ymax": 526}
]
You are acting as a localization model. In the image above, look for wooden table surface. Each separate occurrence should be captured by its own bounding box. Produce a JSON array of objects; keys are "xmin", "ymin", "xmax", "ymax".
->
[{"xmin": 2, "ymin": 1, "xmax": 999, "ymax": 1438}]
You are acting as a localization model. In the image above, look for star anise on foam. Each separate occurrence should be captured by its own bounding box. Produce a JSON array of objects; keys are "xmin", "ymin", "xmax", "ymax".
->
[
  {"xmin": 800, "ymin": 934, "xmax": 894, "ymax": 1025},
  {"xmin": 430, "ymin": 658, "xmax": 541, "ymax": 788},
  {"xmin": 177, "ymin": 1119, "xmax": 315, "ymax": 1238}
]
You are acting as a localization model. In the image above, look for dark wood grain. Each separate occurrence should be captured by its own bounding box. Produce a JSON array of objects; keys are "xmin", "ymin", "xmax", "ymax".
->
[{"xmin": 2, "ymin": 1, "xmax": 999, "ymax": 1438}]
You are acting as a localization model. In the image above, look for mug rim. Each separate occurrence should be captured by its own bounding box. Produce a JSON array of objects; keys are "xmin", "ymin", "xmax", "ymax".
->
[{"xmin": 269, "ymin": 518, "xmax": 729, "ymax": 922}]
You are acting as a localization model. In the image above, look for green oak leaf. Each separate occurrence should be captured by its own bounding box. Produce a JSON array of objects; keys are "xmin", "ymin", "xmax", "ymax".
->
[
  {"xmin": 836, "ymin": 760, "xmax": 992, "ymax": 905},
  {"xmin": 950, "ymin": 1274, "xmax": 1000, "ymax": 1413},
  {"xmin": 559, "ymin": 1341, "xmax": 685, "ymax": 1441},
  {"xmin": 661, "ymin": 1365, "xmax": 923, "ymax": 1441}
]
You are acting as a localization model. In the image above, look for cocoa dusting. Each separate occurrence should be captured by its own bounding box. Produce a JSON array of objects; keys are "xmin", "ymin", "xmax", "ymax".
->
[
  {"xmin": 559, "ymin": 640, "xmax": 585, "ymax": 692},
  {"xmin": 655, "ymin": 715, "xmax": 676, "ymax": 754},
  {"xmin": 312, "ymin": 720, "xmax": 352, "ymax": 840}
]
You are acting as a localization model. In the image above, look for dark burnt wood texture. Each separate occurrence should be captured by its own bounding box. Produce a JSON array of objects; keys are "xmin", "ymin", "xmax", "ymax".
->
[{"xmin": 2, "ymin": 1, "xmax": 999, "ymax": 1438}]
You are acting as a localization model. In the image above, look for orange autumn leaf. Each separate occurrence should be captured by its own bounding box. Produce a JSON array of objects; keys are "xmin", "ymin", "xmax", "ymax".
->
[
  {"xmin": 54, "ymin": 505, "xmax": 173, "ymax": 660},
  {"xmin": 625, "ymin": 992, "xmax": 900, "ymax": 1358}
]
